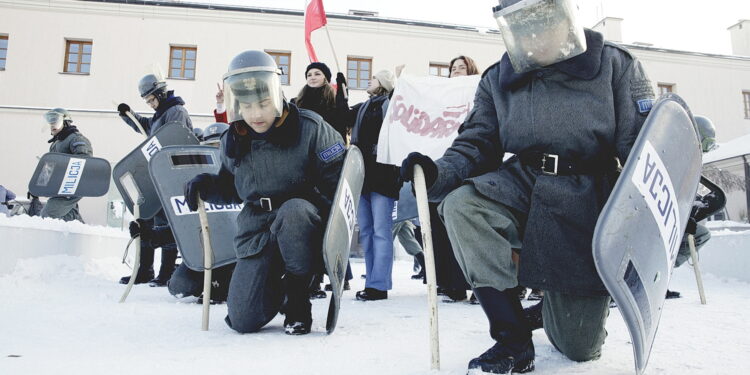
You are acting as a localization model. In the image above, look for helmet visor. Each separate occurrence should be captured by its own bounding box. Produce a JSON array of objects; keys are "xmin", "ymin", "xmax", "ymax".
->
[
  {"xmin": 43, "ymin": 112, "xmax": 64, "ymax": 133},
  {"xmin": 493, "ymin": 0, "xmax": 586, "ymax": 73},
  {"xmin": 45, "ymin": 112, "xmax": 64, "ymax": 125},
  {"xmin": 224, "ymin": 71, "xmax": 283, "ymax": 124}
]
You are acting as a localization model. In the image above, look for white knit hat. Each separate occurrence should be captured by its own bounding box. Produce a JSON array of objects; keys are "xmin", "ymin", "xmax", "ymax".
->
[{"xmin": 373, "ymin": 70, "xmax": 396, "ymax": 92}]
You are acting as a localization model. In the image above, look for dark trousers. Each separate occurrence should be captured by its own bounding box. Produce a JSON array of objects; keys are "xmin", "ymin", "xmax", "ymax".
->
[{"xmin": 225, "ymin": 199, "xmax": 323, "ymax": 333}]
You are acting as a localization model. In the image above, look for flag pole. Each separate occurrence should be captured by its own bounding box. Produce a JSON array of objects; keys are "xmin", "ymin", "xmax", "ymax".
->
[{"xmin": 323, "ymin": 25, "xmax": 341, "ymax": 73}]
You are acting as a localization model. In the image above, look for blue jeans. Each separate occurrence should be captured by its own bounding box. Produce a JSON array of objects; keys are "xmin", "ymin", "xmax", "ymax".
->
[{"xmin": 358, "ymin": 191, "xmax": 395, "ymax": 291}]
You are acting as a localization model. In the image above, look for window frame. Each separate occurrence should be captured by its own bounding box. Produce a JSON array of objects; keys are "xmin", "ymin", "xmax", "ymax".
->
[
  {"xmin": 347, "ymin": 57, "xmax": 373, "ymax": 90},
  {"xmin": 63, "ymin": 39, "xmax": 92, "ymax": 74},
  {"xmin": 265, "ymin": 50, "xmax": 291, "ymax": 86},
  {"xmin": 0, "ymin": 35, "xmax": 8, "ymax": 70},
  {"xmin": 743, "ymin": 90, "xmax": 750, "ymax": 120},
  {"xmin": 657, "ymin": 82, "xmax": 675, "ymax": 96},
  {"xmin": 168, "ymin": 45, "xmax": 197, "ymax": 80},
  {"xmin": 429, "ymin": 62, "xmax": 450, "ymax": 78}
]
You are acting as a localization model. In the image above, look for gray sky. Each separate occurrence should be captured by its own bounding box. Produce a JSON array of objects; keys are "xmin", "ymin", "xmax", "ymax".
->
[{"xmin": 196, "ymin": 0, "xmax": 750, "ymax": 55}]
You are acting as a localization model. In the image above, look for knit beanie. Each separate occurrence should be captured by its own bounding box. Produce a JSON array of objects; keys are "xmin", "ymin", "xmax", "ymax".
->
[
  {"xmin": 305, "ymin": 62, "xmax": 332, "ymax": 83},
  {"xmin": 374, "ymin": 70, "xmax": 396, "ymax": 92}
]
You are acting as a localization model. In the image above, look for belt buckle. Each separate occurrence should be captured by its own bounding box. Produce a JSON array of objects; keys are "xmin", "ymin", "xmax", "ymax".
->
[
  {"xmin": 260, "ymin": 197, "xmax": 273, "ymax": 211},
  {"xmin": 541, "ymin": 153, "xmax": 559, "ymax": 176}
]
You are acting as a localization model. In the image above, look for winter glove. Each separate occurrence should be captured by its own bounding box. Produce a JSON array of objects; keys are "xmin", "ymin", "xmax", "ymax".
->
[
  {"xmin": 336, "ymin": 72, "xmax": 346, "ymax": 86},
  {"xmin": 685, "ymin": 217, "xmax": 697, "ymax": 235},
  {"xmin": 400, "ymin": 152, "xmax": 438, "ymax": 188},
  {"xmin": 184, "ymin": 173, "xmax": 215, "ymax": 212},
  {"xmin": 128, "ymin": 219, "xmax": 152, "ymax": 242},
  {"xmin": 117, "ymin": 103, "xmax": 131, "ymax": 116}
]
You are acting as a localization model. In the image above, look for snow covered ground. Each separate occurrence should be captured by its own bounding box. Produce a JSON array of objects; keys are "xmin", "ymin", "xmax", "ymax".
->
[{"xmin": 1, "ymin": 251, "xmax": 750, "ymax": 374}]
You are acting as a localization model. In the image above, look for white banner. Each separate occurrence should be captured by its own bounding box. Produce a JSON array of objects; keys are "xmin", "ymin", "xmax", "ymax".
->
[{"xmin": 376, "ymin": 74, "xmax": 481, "ymax": 166}]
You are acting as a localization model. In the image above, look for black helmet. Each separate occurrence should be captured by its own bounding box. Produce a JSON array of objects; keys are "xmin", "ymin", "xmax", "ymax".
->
[
  {"xmin": 138, "ymin": 74, "xmax": 168, "ymax": 99},
  {"xmin": 222, "ymin": 50, "xmax": 284, "ymax": 124}
]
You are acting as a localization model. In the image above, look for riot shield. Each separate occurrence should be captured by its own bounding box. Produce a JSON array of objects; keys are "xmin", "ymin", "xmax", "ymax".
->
[
  {"xmin": 323, "ymin": 145, "xmax": 365, "ymax": 334},
  {"xmin": 112, "ymin": 122, "xmax": 198, "ymax": 219},
  {"xmin": 148, "ymin": 146, "xmax": 239, "ymax": 271},
  {"xmin": 592, "ymin": 93, "xmax": 702, "ymax": 375},
  {"xmin": 28, "ymin": 153, "xmax": 111, "ymax": 197}
]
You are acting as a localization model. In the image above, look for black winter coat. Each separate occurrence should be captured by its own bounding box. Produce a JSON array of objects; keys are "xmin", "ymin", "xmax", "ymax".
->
[{"xmin": 350, "ymin": 95, "xmax": 402, "ymax": 199}]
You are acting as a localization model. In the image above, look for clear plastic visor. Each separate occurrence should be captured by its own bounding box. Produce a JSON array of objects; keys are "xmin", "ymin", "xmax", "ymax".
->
[
  {"xmin": 494, "ymin": 0, "xmax": 586, "ymax": 73},
  {"xmin": 43, "ymin": 112, "xmax": 64, "ymax": 133},
  {"xmin": 223, "ymin": 71, "xmax": 283, "ymax": 124},
  {"xmin": 45, "ymin": 112, "xmax": 64, "ymax": 125}
]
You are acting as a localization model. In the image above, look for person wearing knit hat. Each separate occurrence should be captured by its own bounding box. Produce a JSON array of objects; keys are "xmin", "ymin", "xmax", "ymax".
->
[
  {"xmin": 371, "ymin": 70, "xmax": 396, "ymax": 94},
  {"xmin": 305, "ymin": 62, "xmax": 332, "ymax": 83},
  {"xmin": 348, "ymin": 68, "xmax": 401, "ymax": 301},
  {"xmin": 291, "ymin": 62, "xmax": 349, "ymax": 142}
]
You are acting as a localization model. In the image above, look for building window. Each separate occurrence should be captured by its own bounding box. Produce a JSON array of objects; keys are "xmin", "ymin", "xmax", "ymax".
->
[
  {"xmin": 347, "ymin": 57, "xmax": 372, "ymax": 90},
  {"xmin": 429, "ymin": 63, "xmax": 450, "ymax": 78},
  {"xmin": 744, "ymin": 91, "xmax": 750, "ymax": 119},
  {"xmin": 266, "ymin": 51, "xmax": 291, "ymax": 85},
  {"xmin": 169, "ymin": 46, "xmax": 196, "ymax": 79},
  {"xmin": 658, "ymin": 83, "xmax": 674, "ymax": 96},
  {"xmin": 63, "ymin": 40, "xmax": 92, "ymax": 74},
  {"xmin": 0, "ymin": 35, "xmax": 8, "ymax": 70}
]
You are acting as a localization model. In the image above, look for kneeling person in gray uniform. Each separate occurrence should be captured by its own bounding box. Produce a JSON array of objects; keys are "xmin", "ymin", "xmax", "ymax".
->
[
  {"xmin": 185, "ymin": 50, "xmax": 345, "ymax": 335},
  {"xmin": 402, "ymin": 1, "xmax": 656, "ymax": 372},
  {"xmin": 40, "ymin": 108, "xmax": 93, "ymax": 222}
]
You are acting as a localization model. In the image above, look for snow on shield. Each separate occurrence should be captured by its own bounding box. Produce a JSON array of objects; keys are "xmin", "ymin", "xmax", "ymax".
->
[{"xmin": 592, "ymin": 94, "xmax": 702, "ymax": 375}]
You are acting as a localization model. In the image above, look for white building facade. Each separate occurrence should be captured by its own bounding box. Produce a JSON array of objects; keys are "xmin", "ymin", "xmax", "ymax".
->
[{"xmin": 2, "ymin": 0, "xmax": 750, "ymax": 225}]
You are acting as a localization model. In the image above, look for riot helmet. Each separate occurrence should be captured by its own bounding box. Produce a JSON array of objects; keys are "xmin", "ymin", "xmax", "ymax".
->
[
  {"xmin": 44, "ymin": 107, "xmax": 72, "ymax": 134},
  {"xmin": 138, "ymin": 74, "xmax": 168, "ymax": 99},
  {"xmin": 492, "ymin": 0, "xmax": 587, "ymax": 73},
  {"xmin": 201, "ymin": 122, "xmax": 229, "ymax": 147},
  {"xmin": 222, "ymin": 50, "xmax": 284, "ymax": 133},
  {"xmin": 192, "ymin": 127, "xmax": 204, "ymax": 142},
  {"xmin": 694, "ymin": 115, "xmax": 717, "ymax": 153}
]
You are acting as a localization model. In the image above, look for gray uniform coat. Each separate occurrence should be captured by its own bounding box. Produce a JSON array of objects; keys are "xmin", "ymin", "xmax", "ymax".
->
[
  {"xmin": 42, "ymin": 125, "xmax": 93, "ymax": 222},
  {"xmin": 428, "ymin": 30, "xmax": 655, "ymax": 296},
  {"xmin": 207, "ymin": 104, "xmax": 345, "ymax": 259},
  {"xmin": 49, "ymin": 126, "xmax": 93, "ymax": 156},
  {"xmin": 119, "ymin": 93, "xmax": 192, "ymax": 136}
]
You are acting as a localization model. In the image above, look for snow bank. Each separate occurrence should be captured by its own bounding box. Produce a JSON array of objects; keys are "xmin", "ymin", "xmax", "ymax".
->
[{"xmin": 0, "ymin": 215, "xmax": 129, "ymax": 275}]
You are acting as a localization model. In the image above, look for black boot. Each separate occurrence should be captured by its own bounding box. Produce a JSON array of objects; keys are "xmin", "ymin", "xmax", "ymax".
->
[
  {"xmin": 469, "ymin": 287, "xmax": 535, "ymax": 374},
  {"xmin": 412, "ymin": 252, "xmax": 426, "ymax": 280},
  {"xmin": 119, "ymin": 267, "xmax": 154, "ymax": 284},
  {"xmin": 524, "ymin": 300, "xmax": 543, "ymax": 331},
  {"xmin": 150, "ymin": 247, "xmax": 178, "ymax": 287},
  {"xmin": 309, "ymin": 273, "xmax": 327, "ymax": 299},
  {"xmin": 443, "ymin": 288, "xmax": 467, "ymax": 303},
  {"xmin": 666, "ymin": 289, "xmax": 681, "ymax": 299},
  {"xmin": 119, "ymin": 243, "xmax": 155, "ymax": 284},
  {"xmin": 284, "ymin": 273, "xmax": 313, "ymax": 335},
  {"xmin": 355, "ymin": 288, "xmax": 387, "ymax": 301}
]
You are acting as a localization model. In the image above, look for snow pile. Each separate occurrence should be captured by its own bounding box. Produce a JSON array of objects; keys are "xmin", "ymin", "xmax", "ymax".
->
[
  {"xmin": 1, "ymin": 256, "xmax": 749, "ymax": 374},
  {"xmin": 0, "ymin": 215, "xmax": 128, "ymax": 275}
]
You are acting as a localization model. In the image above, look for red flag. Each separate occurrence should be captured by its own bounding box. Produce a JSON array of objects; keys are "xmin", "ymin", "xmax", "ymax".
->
[{"xmin": 304, "ymin": 0, "xmax": 327, "ymax": 62}]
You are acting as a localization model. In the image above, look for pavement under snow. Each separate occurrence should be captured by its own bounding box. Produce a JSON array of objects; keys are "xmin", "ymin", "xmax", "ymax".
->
[{"xmin": 1, "ymin": 250, "xmax": 749, "ymax": 375}]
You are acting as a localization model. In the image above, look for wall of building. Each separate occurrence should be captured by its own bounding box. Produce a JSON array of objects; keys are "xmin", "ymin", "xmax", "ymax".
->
[{"xmin": 2, "ymin": 0, "xmax": 750, "ymax": 225}]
